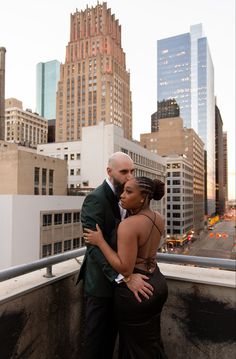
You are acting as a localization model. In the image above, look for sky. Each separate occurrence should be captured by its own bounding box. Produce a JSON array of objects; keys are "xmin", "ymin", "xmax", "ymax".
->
[{"xmin": 0, "ymin": 0, "xmax": 235, "ymax": 199}]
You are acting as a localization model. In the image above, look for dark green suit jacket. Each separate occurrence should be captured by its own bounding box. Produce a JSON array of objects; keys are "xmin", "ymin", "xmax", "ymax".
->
[{"xmin": 77, "ymin": 180, "xmax": 121, "ymax": 297}]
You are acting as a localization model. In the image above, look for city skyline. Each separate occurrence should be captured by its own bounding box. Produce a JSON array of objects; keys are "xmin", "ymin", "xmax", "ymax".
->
[{"xmin": 0, "ymin": 0, "xmax": 235, "ymax": 199}]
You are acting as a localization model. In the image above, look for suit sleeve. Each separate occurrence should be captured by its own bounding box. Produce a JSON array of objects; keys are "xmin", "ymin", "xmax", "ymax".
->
[{"xmin": 81, "ymin": 193, "xmax": 118, "ymax": 282}]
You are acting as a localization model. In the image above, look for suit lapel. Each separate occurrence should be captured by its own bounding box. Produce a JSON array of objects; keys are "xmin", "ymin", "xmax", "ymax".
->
[{"xmin": 103, "ymin": 181, "xmax": 121, "ymax": 220}]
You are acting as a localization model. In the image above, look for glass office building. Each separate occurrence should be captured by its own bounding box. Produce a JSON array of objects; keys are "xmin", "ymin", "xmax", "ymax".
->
[
  {"xmin": 36, "ymin": 60, "xmax": 60, "ymax": 120},
  {"xmin": 157, "ymin": 24, "xmax": 215, "ymax": 215}
]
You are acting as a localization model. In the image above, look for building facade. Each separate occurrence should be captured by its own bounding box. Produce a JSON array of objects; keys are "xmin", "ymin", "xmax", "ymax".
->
[
  {"xmin": 151, "ymin": 99, "xmax": 180, "ymax": 132},
  {"xmin": 5, "ymin": 98, "xmax": 48, "ymax": 148},
  {"xmin": 166, "ymin": 156, "xmax": 194, "ymax": 237},
  {"xmin": 0, "ymin": 47, "xmax": 6, "ymax": 140},
  {"xmin": 0, "ymin": 141, "xmax": 67, "ymax": 195},
  {"xmin": 39, "ymin": 121, "xmax": 166, "ymax": 199},
  {"xmin": 36, "ymin": 60, "xmax": 60, "ymax": 119},
  {"xmin": 223, "ymin": 132, "xmax": 228, "ymax": 207},
  {"xmin": 140, "ymin": 117, "xmax": 204, "ymax": 232},
  {"xmin": 0, "ymin": 195, "xmax": 84, "ymax": 269},
  {"xmin": 56, "ymin": 2, "xmax": 132, "ymax": 142},
  {"xmin": 157, "ymin": 24, "xmax": 215, "ymax": 215},
  {"xmin": 215, "ymin": 104, "xmax": 225, "ymax": 215}
]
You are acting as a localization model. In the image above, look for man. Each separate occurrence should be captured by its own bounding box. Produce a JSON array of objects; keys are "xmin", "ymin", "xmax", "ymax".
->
[{"xmin": 78, "ymin": 152, "xmax": 153, "ymax": 359}]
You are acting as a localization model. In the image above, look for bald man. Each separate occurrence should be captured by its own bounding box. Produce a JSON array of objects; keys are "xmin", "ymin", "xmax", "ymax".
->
[{"xmin": 78, "ymin": 152, "xmax": 153, "ymax": 359}]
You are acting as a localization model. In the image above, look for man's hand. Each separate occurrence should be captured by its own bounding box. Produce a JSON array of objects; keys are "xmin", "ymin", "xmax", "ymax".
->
[{"xmin": 126, "ymin": 273, "xmax": 154, "ymax": 303}]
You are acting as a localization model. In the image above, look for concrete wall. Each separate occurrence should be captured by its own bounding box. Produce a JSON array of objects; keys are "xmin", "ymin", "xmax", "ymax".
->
[{"xmin": 0, "ymin": 262, "xmax": 235, "ymax": 359}]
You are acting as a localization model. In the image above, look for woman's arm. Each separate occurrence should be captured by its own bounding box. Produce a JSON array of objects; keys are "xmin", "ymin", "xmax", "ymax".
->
[{"xmin": 84, "ymin": 220, "xmax": 138, "ymax": 276}]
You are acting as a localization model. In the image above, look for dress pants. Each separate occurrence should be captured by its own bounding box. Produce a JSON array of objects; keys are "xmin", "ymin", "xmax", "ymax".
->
[{"xmin": 82, "ymin": 295, "xmax": 117, "ymax": 359}]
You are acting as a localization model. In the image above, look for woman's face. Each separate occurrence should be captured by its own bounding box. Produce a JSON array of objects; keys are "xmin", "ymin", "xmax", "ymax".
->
[{"xmin": 120, "ymin": 179, "xmax": 144, "ymax": 210}]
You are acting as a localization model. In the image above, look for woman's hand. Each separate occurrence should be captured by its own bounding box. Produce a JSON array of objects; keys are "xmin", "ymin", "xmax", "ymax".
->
[{"xmin": 83, "ymin": 224, "xmax": 104, "ymax": 246}]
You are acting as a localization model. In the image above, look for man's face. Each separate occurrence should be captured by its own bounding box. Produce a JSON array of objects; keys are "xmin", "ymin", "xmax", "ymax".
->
[{"xmin": 107, "ymin": 157, "xmax": 135, "ymax": 190}]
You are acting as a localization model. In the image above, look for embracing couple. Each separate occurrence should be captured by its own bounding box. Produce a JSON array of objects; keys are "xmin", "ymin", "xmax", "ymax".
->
[{"xmin": 77, "ymin": 152, "xmax": 168, "ymax": 359}]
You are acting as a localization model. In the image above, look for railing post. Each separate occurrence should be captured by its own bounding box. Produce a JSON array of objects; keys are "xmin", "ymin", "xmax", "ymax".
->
[{"xmin": 44, "ymin": 265, "xmax": 55, "ymax": 278}]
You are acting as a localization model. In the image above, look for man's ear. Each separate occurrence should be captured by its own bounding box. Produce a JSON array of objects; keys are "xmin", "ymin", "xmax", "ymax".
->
[{"xmin": 107, "ymin": 167, "xmax": 112, "ymax": 177}]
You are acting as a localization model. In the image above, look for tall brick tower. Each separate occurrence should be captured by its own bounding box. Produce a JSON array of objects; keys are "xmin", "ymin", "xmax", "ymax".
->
[
  {"xmin": 56, "ymin": 2, "xmax": 132, "ymax": 142},
  {"xmin": 0, "ymin": 47, "xmax": 6, "ymax": 140}
]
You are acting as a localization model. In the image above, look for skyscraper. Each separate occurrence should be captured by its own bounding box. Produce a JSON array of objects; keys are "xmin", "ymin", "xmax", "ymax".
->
[
  {"xmin": 215, "ymin": 104, "xmax": 225, "ymax": 215},
  {"xmin": 223, "ymin": 132, "xmax": 228, "ymax": 207},
  {"xmin": 36, "ymin": 60, "xmax": 60, "ymax": 120},
  {"xmin": 56, "ymin": 2, "xmax": 132, "ymax": 142},
  {"xmin": 151, "ymin": 99, "xmax": 180, "ymax": 132},
  {"xmin": 157, "ymin": 24, "xmax": 215, "ymax": 215}
]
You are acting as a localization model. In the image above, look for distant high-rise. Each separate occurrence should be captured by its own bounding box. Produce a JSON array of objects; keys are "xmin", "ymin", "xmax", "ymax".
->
[
  {"xmin": 56, "ymin": 2, "xmax": 132, "ymax": 142},
  {"xmin": 215, "ymin": 104, "xmax": 225, "ymax": 215},
  {"xmin": 0, "ymin": 47, "xmax": 6, "ymax": 140},
  {"xmin": 141, "ymin": 117, "xmax": 205, "ymax": 232},
  {"xmin": 151, "ymin": 99, "xmax": 180, "ymax": 132},
  {"xmin": 36, "ymin": 60, "xmax": 60, "ymax": 119},
  {"xmin": 157, "ymin": 24, "xmax": 215, "ymax": 215},
  {"xmin": 223, "ymin": 132, "xmax": 228, "ymax": 206},
  {"xmin": 5, "ymin": 98, "xmax": 48, "ymax": 148}
]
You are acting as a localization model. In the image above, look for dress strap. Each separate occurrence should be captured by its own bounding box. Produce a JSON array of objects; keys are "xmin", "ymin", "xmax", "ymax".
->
[{"xmin": 139, "ymin": 213, "xmax": 162, "ymax": 237}]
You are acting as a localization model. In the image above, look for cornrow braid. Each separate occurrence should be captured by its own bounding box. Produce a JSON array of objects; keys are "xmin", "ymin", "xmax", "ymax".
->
[{"xmin": 135, "ymin": 177, "xmax": 165, "ymax": 201}]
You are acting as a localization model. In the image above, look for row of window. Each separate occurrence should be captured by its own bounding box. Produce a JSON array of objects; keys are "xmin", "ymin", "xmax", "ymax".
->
[
  {"xmin": 64, "ymin": 153, "xmax": 81, "ymax": 161},
  {"xmin": 167, "ymin": 220, "xmax": 193, "ymax": 226},
  {"xmin": 42, "ymin": 212, "xmax": 80, "ymax": 226},
  {"xmin": 167, "ymin": 204, "xmax": 193, "ymax": 210},
  {"xmin": 42, "ymin": 237, "xmax": 85, "ymax": 257}
]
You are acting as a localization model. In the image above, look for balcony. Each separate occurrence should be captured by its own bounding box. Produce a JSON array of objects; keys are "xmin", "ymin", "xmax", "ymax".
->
[{"xmin": 0, "ymin": 250, "xmax": 235, "ymax": 359}]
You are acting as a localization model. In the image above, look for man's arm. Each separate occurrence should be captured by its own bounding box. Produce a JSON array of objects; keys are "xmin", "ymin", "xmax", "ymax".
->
[{"xmin": 81, "ymin": 194, "xmax": 118, "ymax": 282}]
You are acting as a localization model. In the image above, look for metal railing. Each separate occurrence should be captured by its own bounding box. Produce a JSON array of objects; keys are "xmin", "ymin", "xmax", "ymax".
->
[{"xmin": 0, "ymin": 248, "xmax": 235, "ymax": 283}]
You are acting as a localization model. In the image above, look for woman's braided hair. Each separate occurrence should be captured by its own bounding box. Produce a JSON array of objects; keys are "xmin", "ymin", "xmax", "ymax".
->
[{"xmin": 135, "ymin": 177, "xmax": 165, "ymax": 201}]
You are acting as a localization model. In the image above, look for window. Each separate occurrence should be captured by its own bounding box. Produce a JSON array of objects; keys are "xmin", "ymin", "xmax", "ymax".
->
[
  {"xmin": 49, "ymin": 170, "xmax": 54, "ymax": 186},
  {"xmin": 34, "ymin": 167, "xmax": 40, "ymax": 185},
  {"xmin": 73, "ymin": 212, "xmax": 80, "ymax": 223},
  {"xmin": 76, "ymin": 153, "xmax": 81, "ymax": 160},
  {"xmin": 42, "ymin": 168, "xmax": 47, "ymax": 186},
  {"xmin": 43, "ymin": 214, "xmax": 52, "ymax": 226},
  {"xmin": 173, "ymin": 180, "xmax": 181, "ymax": 185},
  {"xmin": 49, "ymin": 188, "xmax": 53, "ymax": 195},
  {"xmin": 64, "ymin": 240, "xmax": 72, "ymax": 251},
  {"xmin": 42, "ymin": 244, "xmax": 52, "ymax": 257},
  {"xmin": 173, "ymin": 205, "xmax": 180, "ymax": 210},
  {"xmin": 64, "ymin": 154, "xmax": 68, "ymax": 160},
  {"xmin": 54, "ymin": 241, "xmax": 62, "ymax": 254},
  {"xmin": 54, "ymin": 213, "xmax": 62, "ymax": 225},
  {"xmin": 70, "ymin": 169, "xmax": 74, "ymax": 175},
  {"xmin": 42, "ymin": 188, "xmax": 47, "ymax": 195},
  {"xmin": 64, "ymin": 213, "xmax": 72, "ymax": 224},
  {"xmin": 70, "ymin": 153, "xmax": 75, "ymax": 160},
  {"xmin": 172, "ymin": 163, "xmax": 181, "ymax": 169},
  {"xmin": 173, "ymin": 188, "xmax": 181, "ymax": 193},
  {"xmin": 73, "ymin": 238, "xmax": 80, "ymax": 249},
  {"xmin": 172, "ymin": 172, "xmax": 180, "ymax": 177},
  {"xmin": 34, "ymin": 187, "xmax": 39, "ymax": 195}
]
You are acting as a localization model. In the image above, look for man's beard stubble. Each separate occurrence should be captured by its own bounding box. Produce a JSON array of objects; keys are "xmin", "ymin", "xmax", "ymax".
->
[{"xmin": 113, "ymin": 179, "xmax": 125, "ymax": 199}]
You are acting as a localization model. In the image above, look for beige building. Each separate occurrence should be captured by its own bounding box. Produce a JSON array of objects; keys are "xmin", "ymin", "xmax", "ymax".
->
[
  {"xmin": 56, "ymin": 2, "xmax": 132, "ymax": 142},
  {"xmin": 5, "ymin": 98, "xmax": 48, "ymax": 148},
  {"xmin": 0, "ymin": 141, "xmax": 67, "ymax": 195},
  {"xmin": 140, "ymin": 117, "xmax": 205, "ymax": 232},
  {"xmin": 166, "ymin": 155, "xmax": 193, "ymax": 237}
]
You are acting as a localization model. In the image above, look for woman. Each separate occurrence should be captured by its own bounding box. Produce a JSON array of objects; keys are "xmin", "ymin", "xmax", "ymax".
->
[{"xmin": 84, "ymin": 177, "xmax": 168, "ymax": 359}]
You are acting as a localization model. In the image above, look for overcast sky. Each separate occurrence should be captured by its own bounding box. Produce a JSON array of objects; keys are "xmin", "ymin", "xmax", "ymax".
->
[{"xmin": 1, "ymin": 0, "xmax": 235, "ymax": 199}]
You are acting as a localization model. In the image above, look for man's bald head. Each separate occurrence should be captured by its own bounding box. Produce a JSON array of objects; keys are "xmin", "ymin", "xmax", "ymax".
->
[
  {"xmin": 108, "ymin": 151, "xmax": 133, "ymax": 169},
  {"xmin": 107, "ymin": 151, "xmax": 135, "ymax": 187}
]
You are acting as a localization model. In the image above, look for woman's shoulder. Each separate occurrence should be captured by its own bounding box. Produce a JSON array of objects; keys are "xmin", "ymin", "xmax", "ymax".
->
[{"xmin": 119, "ymin": 215, "xmax": 140, "ymax": 229}]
